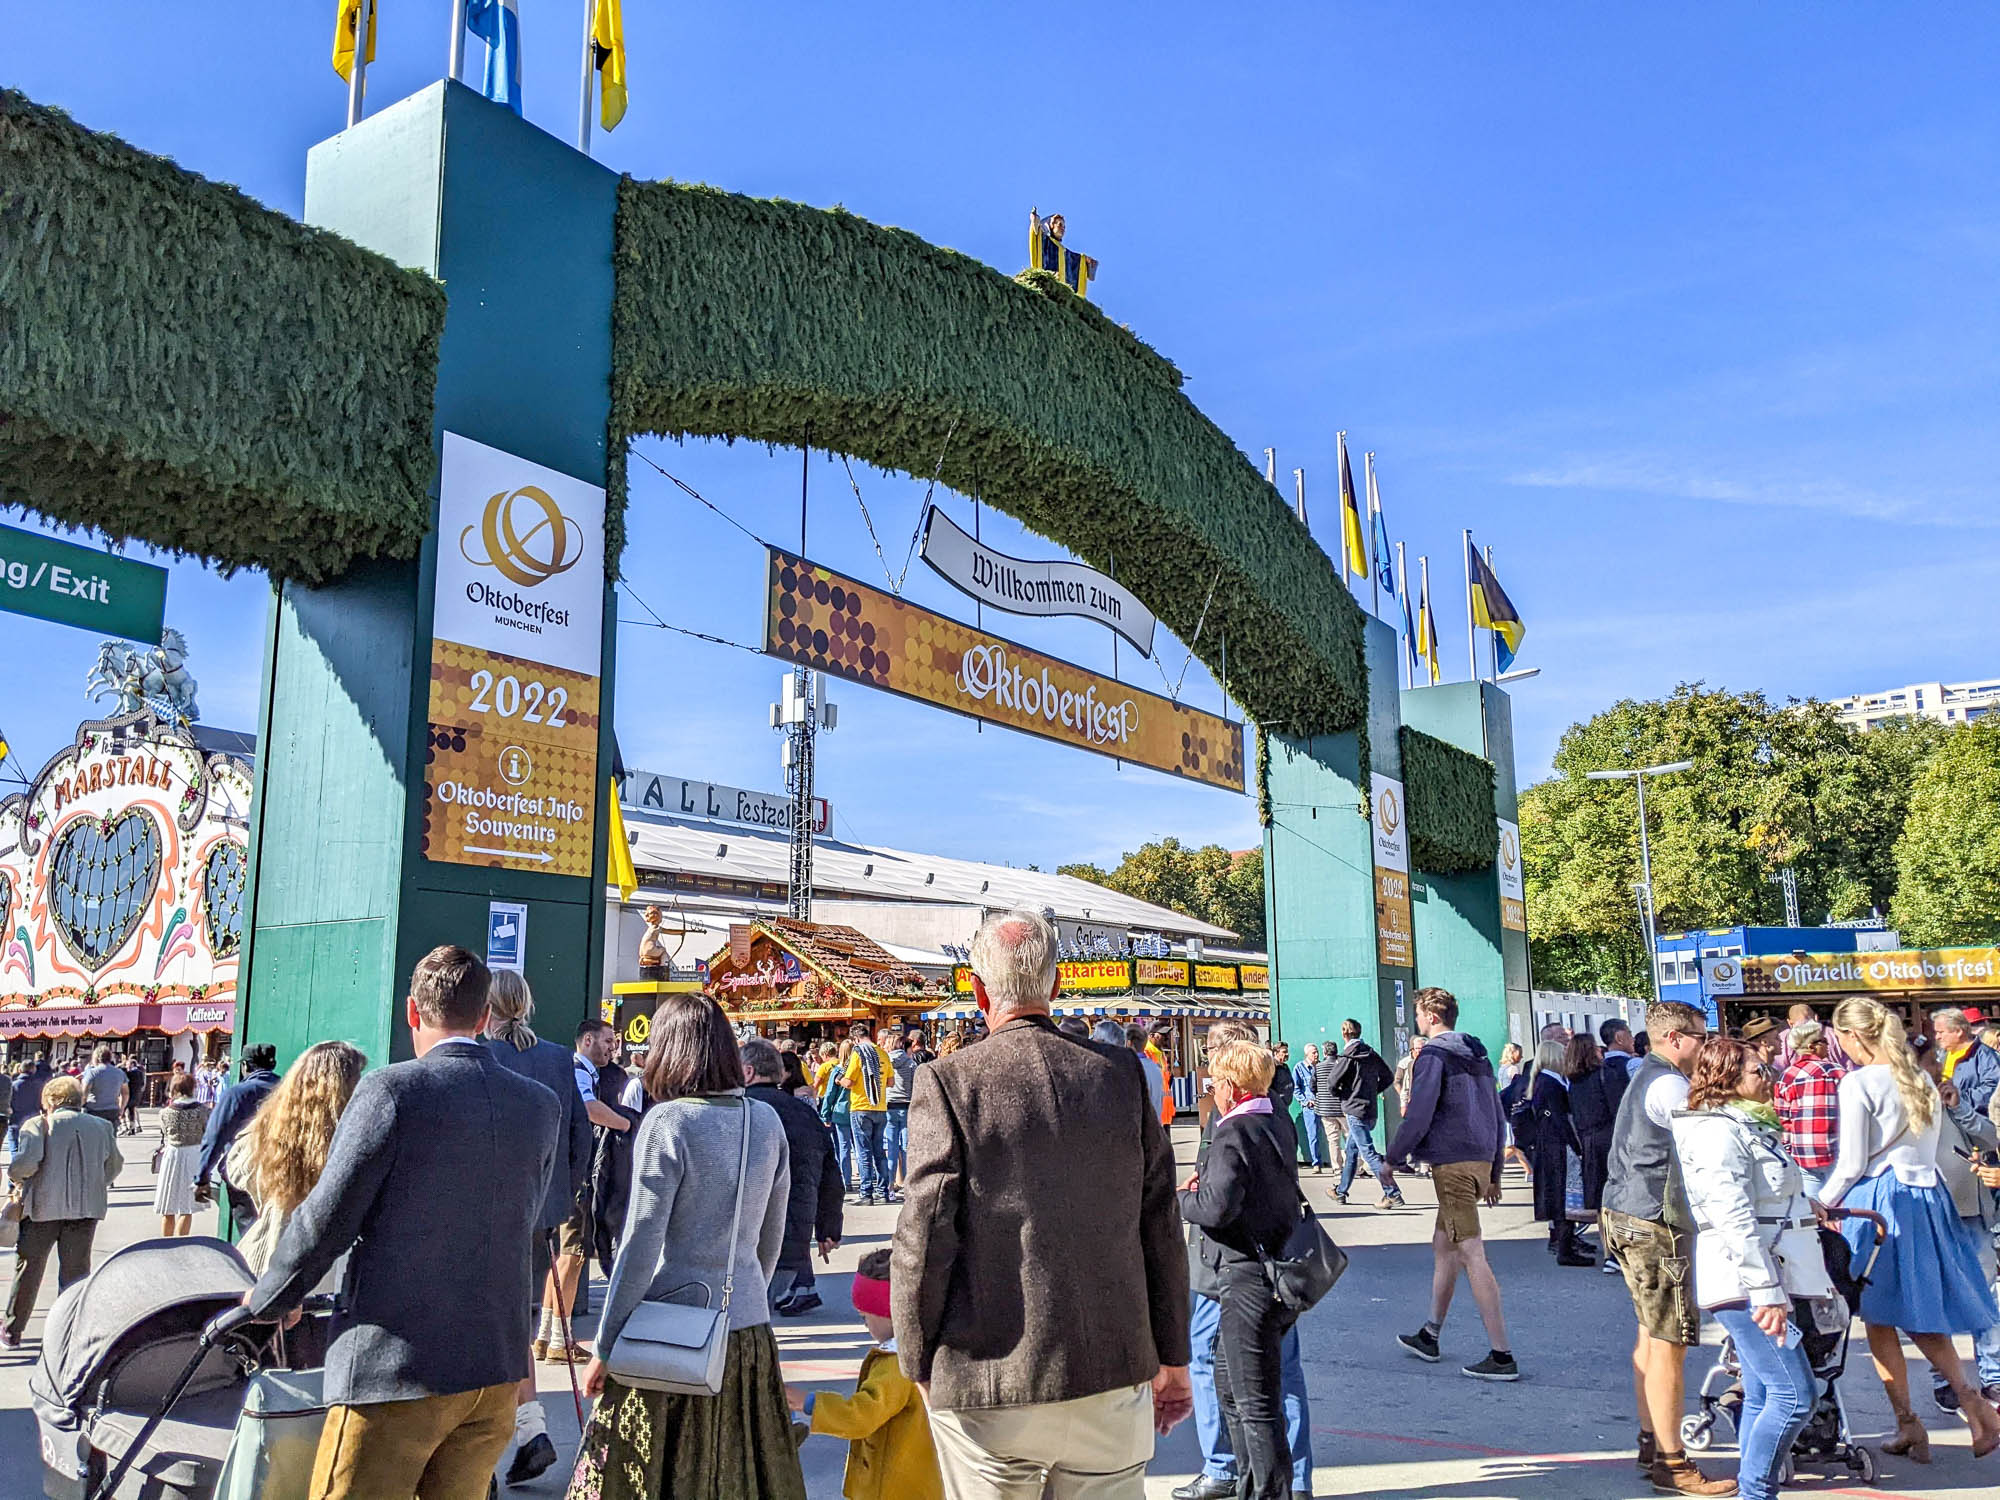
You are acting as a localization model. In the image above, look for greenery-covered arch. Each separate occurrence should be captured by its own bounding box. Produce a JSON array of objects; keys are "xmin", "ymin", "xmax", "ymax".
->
[{"xmin": 610, "ymin": 180, "xmax": 1368, "ymax": 737}]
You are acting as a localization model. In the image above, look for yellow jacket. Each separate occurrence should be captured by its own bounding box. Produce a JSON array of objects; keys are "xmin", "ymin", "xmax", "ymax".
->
[{"xmin": 810, "ymin": 1345, "xmax": 941, "ymax": 1500}]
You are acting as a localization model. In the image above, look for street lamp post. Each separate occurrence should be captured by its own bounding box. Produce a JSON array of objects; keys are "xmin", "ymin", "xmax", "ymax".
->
[{"xmin": 1586, "ymin": 760, "xmax": 1693, "ymax": 995}]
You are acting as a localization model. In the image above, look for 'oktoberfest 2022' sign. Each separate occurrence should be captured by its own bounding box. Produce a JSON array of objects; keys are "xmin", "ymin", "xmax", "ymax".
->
[
  {"xmin": 424, "ymin": 435, "xmax": 604, "ymax": 877},
  {"xmin": 763, "ymin": 549, "xmax": 1243, "ymax": 793}
]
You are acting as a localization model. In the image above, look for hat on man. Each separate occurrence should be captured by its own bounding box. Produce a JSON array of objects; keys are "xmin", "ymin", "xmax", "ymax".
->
[
  {"xmin": 1739, "ymin": 1015, "xmax": 1781, "ymax": 1044},
  {"xmin": 1964, "ymin": 1007, "xmax": 1988, "ymax": 1025}
]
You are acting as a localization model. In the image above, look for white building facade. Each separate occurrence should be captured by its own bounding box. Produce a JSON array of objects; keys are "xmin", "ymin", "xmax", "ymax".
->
[{"xmin": 1830, "ymin": 678, "xmax": 2000, "ymax": 732}]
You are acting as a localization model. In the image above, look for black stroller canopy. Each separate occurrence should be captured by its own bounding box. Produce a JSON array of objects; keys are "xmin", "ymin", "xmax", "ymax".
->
[{"xmin": 29, "ymin": 1238, "xmax": 253, "ymax": 1414}]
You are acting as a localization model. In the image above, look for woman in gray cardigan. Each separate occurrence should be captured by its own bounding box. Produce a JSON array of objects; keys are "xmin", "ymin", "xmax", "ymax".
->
[
  {"xmin": 567, "ymin": 995, "xmax": 800, "ymax": 1500},
  {"xmin": 5, "ymin": 1075, "xmax": 124, "ymax": 1346}
]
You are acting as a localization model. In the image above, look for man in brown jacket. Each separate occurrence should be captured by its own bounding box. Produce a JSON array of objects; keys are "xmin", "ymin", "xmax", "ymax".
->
[{"xmin": 893, "ymin": 908, "xmax": 1192, "ymax": 1497}]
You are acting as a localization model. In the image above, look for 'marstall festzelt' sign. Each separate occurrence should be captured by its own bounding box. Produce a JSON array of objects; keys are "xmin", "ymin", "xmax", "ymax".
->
[{"xmin": 0, "ymin": 522, "xmax": 167, "ymax": 644}]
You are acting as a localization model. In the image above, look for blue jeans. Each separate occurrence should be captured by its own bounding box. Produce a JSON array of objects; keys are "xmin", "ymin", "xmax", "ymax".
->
[
  {"xmin": 1297, "ymin": 1110, "xmax": 1328, "ymax": 1168},
  {"xmin": 851, "ymin": 1109, "xmax": 889, "ymax": 1198},
  {"xmin": 1713, "ymin": 1306, "xmax": 1817, "ymax": 1500},
  {"xmin": 1190, "ymin": 1292, "xmax": 1313, "ymax": 1492},
  {"xmin": 828, "ymin": 1115, "xmax": 854, "ymax": 1188},
  {"xmin": 1337, "ymin": 1115, "xmax": 1397, "ymax": 1198},
  {"xmin": 884, "ymin": 1104, "xmax": 909, "ymax": 1185}
]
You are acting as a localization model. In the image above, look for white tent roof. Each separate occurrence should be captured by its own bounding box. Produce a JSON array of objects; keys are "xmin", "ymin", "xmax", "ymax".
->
[{"xmin": 623, "ymin": 810, "xmax": 1237, "ymax": 943}]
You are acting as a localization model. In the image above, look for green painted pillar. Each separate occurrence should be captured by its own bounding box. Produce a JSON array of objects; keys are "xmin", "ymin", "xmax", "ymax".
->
[
  {"xmin": 238, "ymin": 83, "xmax": 618, "ymax": 1069},
  {"xmin": 1263, "ymin": 618, "xmax": 1406, "ymax": 1091},
  {"xmin": 1399, "ymin": 680, "xmax": 1531, "ymax": 1059}
]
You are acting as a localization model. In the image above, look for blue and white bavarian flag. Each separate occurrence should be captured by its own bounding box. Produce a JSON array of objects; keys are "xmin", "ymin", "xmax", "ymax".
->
[{"xmin": 466, "ymin": 0, "xmax": 523, "ymax": 114}]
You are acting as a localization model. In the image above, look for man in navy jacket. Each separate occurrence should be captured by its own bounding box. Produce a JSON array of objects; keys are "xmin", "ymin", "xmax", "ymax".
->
[
  {"xmin": 1386, "ymin": 988, "xmax": 1518, "ymax": 1382},
  {"xmin": 247, "ymin": 946, "xmax": 560, "ymax": 1500},
  {"xmin": 194, "ymin": 1045, "xmax": 280, "ymax": 1225}
]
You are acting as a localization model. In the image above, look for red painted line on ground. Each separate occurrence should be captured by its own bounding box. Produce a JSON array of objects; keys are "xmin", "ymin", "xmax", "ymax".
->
[{"xmin": 1311, "ymin": 1425, "xmax": 1932, "ymax": 1499}]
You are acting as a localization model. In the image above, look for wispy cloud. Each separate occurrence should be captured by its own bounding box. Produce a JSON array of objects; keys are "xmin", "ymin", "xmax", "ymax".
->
[{"xmin": 1507, "ymin": 453, "xmax": 1991, "ymax": 527}]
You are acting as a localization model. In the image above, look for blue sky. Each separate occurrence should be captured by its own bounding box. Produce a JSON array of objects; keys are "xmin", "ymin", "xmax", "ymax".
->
[{"xmin": 6, "ymin": 4, "xmax": 1997, "ymax": 870}]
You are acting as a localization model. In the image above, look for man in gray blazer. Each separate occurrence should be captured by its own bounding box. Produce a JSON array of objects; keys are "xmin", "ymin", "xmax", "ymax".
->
[
  {"xmin": 893, "ymin": 909, "xmax": 1192, "ymax": 1497},
  {"xmin": 247, "ymin": 945, "xmax": 561, "ymax": 1500}
]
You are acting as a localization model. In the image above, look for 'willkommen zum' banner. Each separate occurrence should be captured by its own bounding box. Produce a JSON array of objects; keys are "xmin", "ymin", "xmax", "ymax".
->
[{"xmin": 763, "ymin": 550, "xmax": 1243, "ymax": 793}]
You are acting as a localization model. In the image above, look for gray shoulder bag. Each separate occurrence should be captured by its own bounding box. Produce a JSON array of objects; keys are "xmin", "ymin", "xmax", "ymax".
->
[{"xmin": 605, "ymin": 1099, "xmax": 751, "ymax": 1396}]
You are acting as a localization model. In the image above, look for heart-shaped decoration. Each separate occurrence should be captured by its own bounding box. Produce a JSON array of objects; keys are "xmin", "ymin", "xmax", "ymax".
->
[
  {"xmin": 201, "ymin": 841, "xmax": 248, "ymax": 959},
  {"xmin": 49, "ymin": 810, "xmax": 162, "ymax": 972}
]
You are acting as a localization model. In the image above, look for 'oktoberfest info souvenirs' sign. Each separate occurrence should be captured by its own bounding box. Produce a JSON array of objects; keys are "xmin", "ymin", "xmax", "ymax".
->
[{"xmin": 425, "ymin": 434, "xmax": 604, "ymax": 877}]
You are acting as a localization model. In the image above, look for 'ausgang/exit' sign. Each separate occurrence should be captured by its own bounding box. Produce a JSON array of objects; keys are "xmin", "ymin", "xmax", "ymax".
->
[{"xmin": 0, "ymin": 522, "xmax": 167, "ymax": 644}]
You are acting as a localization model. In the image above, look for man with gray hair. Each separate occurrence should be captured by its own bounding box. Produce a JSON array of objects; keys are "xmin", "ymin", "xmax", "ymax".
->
[
  {"xmin": 1933, "ymin": 1006, "xmax": 2000, "ymax": 1117},
  {"xmin": 894, "ymin": 909, "xmax": 1191, "ymax": 1497}
]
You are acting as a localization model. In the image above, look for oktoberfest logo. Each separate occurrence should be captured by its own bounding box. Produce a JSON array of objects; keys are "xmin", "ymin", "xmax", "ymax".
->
[
  {"xmin": 460, "ymin": 486, "xmax": 585, "ymax": 588},
  {"xmin": 1377, "ymin": 786, "xmax": 1401, "ymax": 835}
]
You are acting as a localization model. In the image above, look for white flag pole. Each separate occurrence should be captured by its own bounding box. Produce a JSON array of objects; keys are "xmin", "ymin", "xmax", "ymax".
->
[
  {"xmin": 577, "ymin": 0, "xmax": 596, "ymax": 153},
  {"xmin": 449, "ymin": 0, "xmax": 467, "ymax": 82},
  {"xmin": 1486, "ymin": 544, "xmax": 1500, "ymax": 681},
  {"xmin": 1292, "ymin": 468, "xmax": 1307, "ymax": 527},
  {"xmin": 1463, "ymin": 529, "xmax": 1478, "ymax": 682},
  {"xmin": 1264, "ymin": 447, "xmax": 1276, "ymax": 484},
  {"xmin": 346, "ymin": 0, "xmax": 374, "ymax": 127},
  {"xmin": 1365, "ymin": 451, "xmax": 1380, "ymax": 617},
  {"xmin": 1396, "ymin": 541, "xmax": 1411, "ymax": 690}
]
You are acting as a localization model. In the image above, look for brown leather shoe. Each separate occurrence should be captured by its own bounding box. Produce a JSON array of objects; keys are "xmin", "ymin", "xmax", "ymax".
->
[
  {"xmin": 1636, "ymin": 1430, "xmax": 1657, "ymax": 1475},
  {"xmin": 1650, "ymin": 1454, "xmax": 1736, "ymax": 1495}
]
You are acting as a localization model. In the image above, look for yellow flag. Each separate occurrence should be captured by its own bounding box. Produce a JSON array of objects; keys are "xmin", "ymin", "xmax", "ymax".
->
[
  {"xmin": 1337, "ymin": 434, "xmax": 1368, "ymax": 578},
  {"xmin": 592, "ymin": 0, "xmax": 628, "ymax": 131},
  {"xmin": 332, "ymin": 0, "xmax": 378, "ymax": 83},
  {"xmin": 607, "ymin": 779, "xmax": 639, "ymax": 900}
]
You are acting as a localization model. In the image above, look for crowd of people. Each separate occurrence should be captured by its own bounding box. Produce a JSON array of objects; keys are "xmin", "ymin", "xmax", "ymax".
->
[{"xmin": 8, "ymin": 922, "xmax": 2000, "ymax": 1500}]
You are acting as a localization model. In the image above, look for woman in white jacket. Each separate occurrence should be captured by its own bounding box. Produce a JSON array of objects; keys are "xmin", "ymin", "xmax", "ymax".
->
[{"xmin": 1670, "ymin": 1037, "xmax": 1832, "ymax": 1500}]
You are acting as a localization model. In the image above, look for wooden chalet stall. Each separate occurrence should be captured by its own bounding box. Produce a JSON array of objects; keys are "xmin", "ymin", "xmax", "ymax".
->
[{"xmin": 705, "ymin": 918, "xmax": 950, "ymax": 1039}]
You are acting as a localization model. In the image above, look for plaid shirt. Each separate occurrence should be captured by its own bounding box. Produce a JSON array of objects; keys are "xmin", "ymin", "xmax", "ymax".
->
[{"xmin": 1776, "ymin": 1054, "xmax": 1845, "ymax": 1171}]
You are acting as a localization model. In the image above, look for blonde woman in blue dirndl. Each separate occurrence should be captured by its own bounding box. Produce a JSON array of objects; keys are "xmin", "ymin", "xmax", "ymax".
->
[{"xmin": 1818, "ymin": 997, "xmax": 2000, "ymax": 1463}]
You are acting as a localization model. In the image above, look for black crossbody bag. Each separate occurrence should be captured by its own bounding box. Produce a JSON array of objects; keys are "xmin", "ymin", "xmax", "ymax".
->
[{"xmin": 1254, "ymin": 1136, "xmax": 1348, "ymax": 1313}]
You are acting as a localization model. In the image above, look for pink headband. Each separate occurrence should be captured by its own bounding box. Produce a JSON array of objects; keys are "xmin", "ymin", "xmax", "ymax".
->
[{"xmin": 851, "ymin": 1274, "xmax": 892, "ymax": 1320}]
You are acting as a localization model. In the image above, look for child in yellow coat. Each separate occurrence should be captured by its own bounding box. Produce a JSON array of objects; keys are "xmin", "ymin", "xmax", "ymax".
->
[{"xmin": 787, "ymin": 1249, "xmax": 942, "ymax": 1500}]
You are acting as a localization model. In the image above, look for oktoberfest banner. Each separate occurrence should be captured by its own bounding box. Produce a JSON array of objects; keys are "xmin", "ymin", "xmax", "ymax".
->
[{"xmin": 764, "ymin": 549, "xmax": 1244, "ymax": 793}]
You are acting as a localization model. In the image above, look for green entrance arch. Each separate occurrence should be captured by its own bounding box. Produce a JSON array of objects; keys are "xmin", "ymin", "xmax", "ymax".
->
[{"xmin": 2, "ymin": 81, "xmax": 1515, "ymax": 1068}]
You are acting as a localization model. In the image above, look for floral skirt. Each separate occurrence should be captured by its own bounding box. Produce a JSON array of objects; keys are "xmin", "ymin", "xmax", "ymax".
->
[{"xmin": 565, "ymin": 1323, "xmax": 807, "ymax": 1500}]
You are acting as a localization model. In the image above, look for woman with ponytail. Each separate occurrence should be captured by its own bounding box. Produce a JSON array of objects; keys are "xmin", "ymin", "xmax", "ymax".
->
[{"xmin": 1821, "ymin": 997, "xmax": 2000, "ymax": 1460}]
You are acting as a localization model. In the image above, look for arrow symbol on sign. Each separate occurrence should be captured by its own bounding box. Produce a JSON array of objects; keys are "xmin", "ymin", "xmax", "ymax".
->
[{"xmin": 464, "ymin": 846, "xmax": 554, "ymax": 863}]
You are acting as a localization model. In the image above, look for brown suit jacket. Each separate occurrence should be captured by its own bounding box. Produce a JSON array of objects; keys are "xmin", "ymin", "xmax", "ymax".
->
[{"xmin": 892, "ymin": 1013, "xmax": 1191, "ymax": 1410}]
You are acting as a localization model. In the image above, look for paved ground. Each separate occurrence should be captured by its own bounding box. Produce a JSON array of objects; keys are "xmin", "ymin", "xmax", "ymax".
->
[{"xmin": 4, "ymin": 1116, "xmax": 1996, "ymax": 1499}]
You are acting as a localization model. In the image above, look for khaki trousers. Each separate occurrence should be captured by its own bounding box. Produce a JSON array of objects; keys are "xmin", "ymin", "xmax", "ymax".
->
[
  {"xmin": 308, "ymin": 1383, "xmax": 518, "ymax": 1500},
  {"xmin": 928, "ymin": 1382, "xmax": 1153, "ymax": 1500}
]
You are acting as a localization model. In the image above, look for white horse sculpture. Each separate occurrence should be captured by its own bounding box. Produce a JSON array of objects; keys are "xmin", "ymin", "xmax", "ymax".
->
[{"xmin": 87, "ymin": 628, "xmax": 201, "ymax": 723}]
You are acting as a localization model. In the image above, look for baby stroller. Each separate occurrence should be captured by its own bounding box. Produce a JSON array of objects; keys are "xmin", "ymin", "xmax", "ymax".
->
[
  {"xmin": 30, "ymin": 1237, "xmax": 289, "ymax": 1500},
  {"xmin": 1681, "ymin": 1207, "xmax": 1887, "ymax": 1486}
]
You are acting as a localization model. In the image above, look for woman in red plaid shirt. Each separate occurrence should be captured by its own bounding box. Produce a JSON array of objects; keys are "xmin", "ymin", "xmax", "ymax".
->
[{"xmin": 1775, "ymin": 1019, "xmax": 1844, "ymax": 1195}]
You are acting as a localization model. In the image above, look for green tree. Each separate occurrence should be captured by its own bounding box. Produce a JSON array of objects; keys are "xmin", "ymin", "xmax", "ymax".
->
[
  {"xmin": 1520, "ymin": 684, "xmax": 1943, "ymax": 996},
  {"xmin": 1891, "ymin": 720, "xmax": 2000, "ymax": 946},
  {"xmin": 1060, "ymin": 837, "xmax": 1266, "ymax": 947}
]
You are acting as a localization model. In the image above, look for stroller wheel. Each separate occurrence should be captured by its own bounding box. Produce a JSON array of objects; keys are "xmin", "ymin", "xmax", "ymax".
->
[
  {"xmin": 1849, "ymin": 1446, "xmax": 1875, "ymax": 1484},
  {"xmin": 1680, "ymin": 1414, "xmax": 1713, "ymax": 1452}
]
